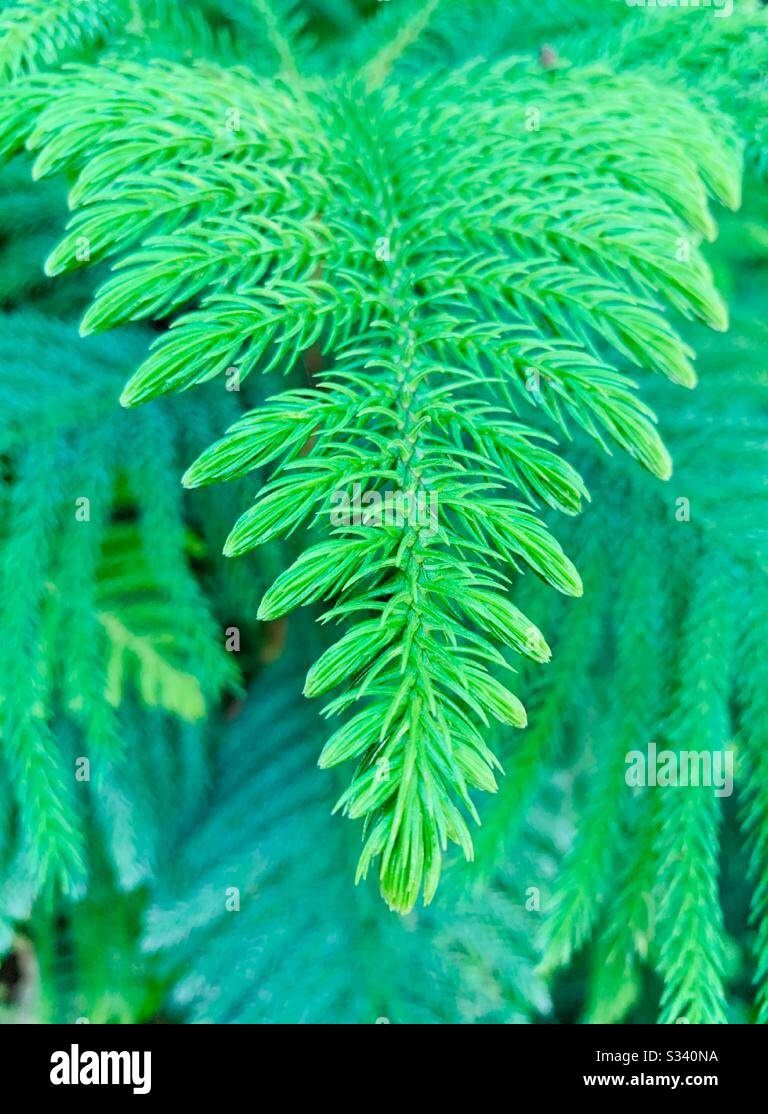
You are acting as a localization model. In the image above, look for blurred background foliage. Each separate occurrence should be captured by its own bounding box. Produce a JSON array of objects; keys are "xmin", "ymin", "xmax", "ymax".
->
[{"xmin": 0, "ymin": 0, "xmax": 767, "ymax": 1024}]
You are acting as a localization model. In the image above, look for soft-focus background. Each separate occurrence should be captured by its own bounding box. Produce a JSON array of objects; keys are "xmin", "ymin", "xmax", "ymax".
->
[{"xmin": 1, "ymin": 0, "xmax": 767, "ymax": 1023}]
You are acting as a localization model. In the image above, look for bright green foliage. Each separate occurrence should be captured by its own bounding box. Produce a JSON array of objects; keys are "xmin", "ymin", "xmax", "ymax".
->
[
  {"xmin": 0, "ymin": 0, "xmax": 117, "ymax": 79},
  {"xmin": 501, "ymin": 185, "xmax": 768, "ymax": 1022},
  {"xmin": 0, "ymin": 311, "xmax": 238, "ymax": 925},
  {"xmin": 386, "ymin": 0, "xmax": 768, "ymax": 180},
  {"xmin": 0, "ymin": 0, "xmax": 743, "ymax": 913},
  {"xmin": 0, "ymin": 0, "xmax": 766, "ymax": 1026}
]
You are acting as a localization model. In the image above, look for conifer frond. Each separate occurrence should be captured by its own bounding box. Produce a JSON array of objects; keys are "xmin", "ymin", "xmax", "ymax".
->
[
  {"xmin": 0, "ymin": 0, "xmax": 115, "ymax": 79},
  {"xmin": 0, "ymin": 12, "xmax": 742, "ymax": 911},
  {"xmin": 0, "ymin": 312, "xmax": 237, "ymax": 901},
  {"xmin": 652, "ymin": 558, "xmax": 731, "ymax": 1025},
  {"xmin": 740, "ymin": 580, "xmax": 768, "ymax": 1022},
  {"xmin": 523, "ymin": 183, "xmax": 768, "ymax": 1021},
  {"xmin": 398, "ymin": 0, "xmax": 768, "ymax": 175},
  {"xmin": 97, "ymin": 525, "xmax": 208, "ymax": 723},
  {"xmin": 539, "ymin": 503, "xmax": 664, "ymax": 975}
]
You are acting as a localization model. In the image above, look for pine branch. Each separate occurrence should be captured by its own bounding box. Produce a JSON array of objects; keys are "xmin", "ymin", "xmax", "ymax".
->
[
  {"xmin": 541, "ymin": 496, "xmax": 665, "ymax": 974},
  {"xmin": 0, "ymin": 27, "xmax": 741, "ymax": 910},
  {"xmin": 361, "ymin": 0, "xmax": 443, "ymax": 92},
  {"xmin": 0, "ymin": 313, "xmax": 238, "ymax": 907},
  {"xmin": 583, "ymin": 793, "xmax": 659, "ymax": 1024},
  {"xmin": 738, "ymin": 579, "xmax": 768, "ymax": 1021},
  {"xmin": 0, "ymin": 0, "xmax": 119, "ymax": 79}
]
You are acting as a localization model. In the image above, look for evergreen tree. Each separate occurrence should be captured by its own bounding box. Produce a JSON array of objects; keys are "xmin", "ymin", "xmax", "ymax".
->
[{"xmin": 0, "ymin": 0, "xmax": 766, "ymax": 1025}]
